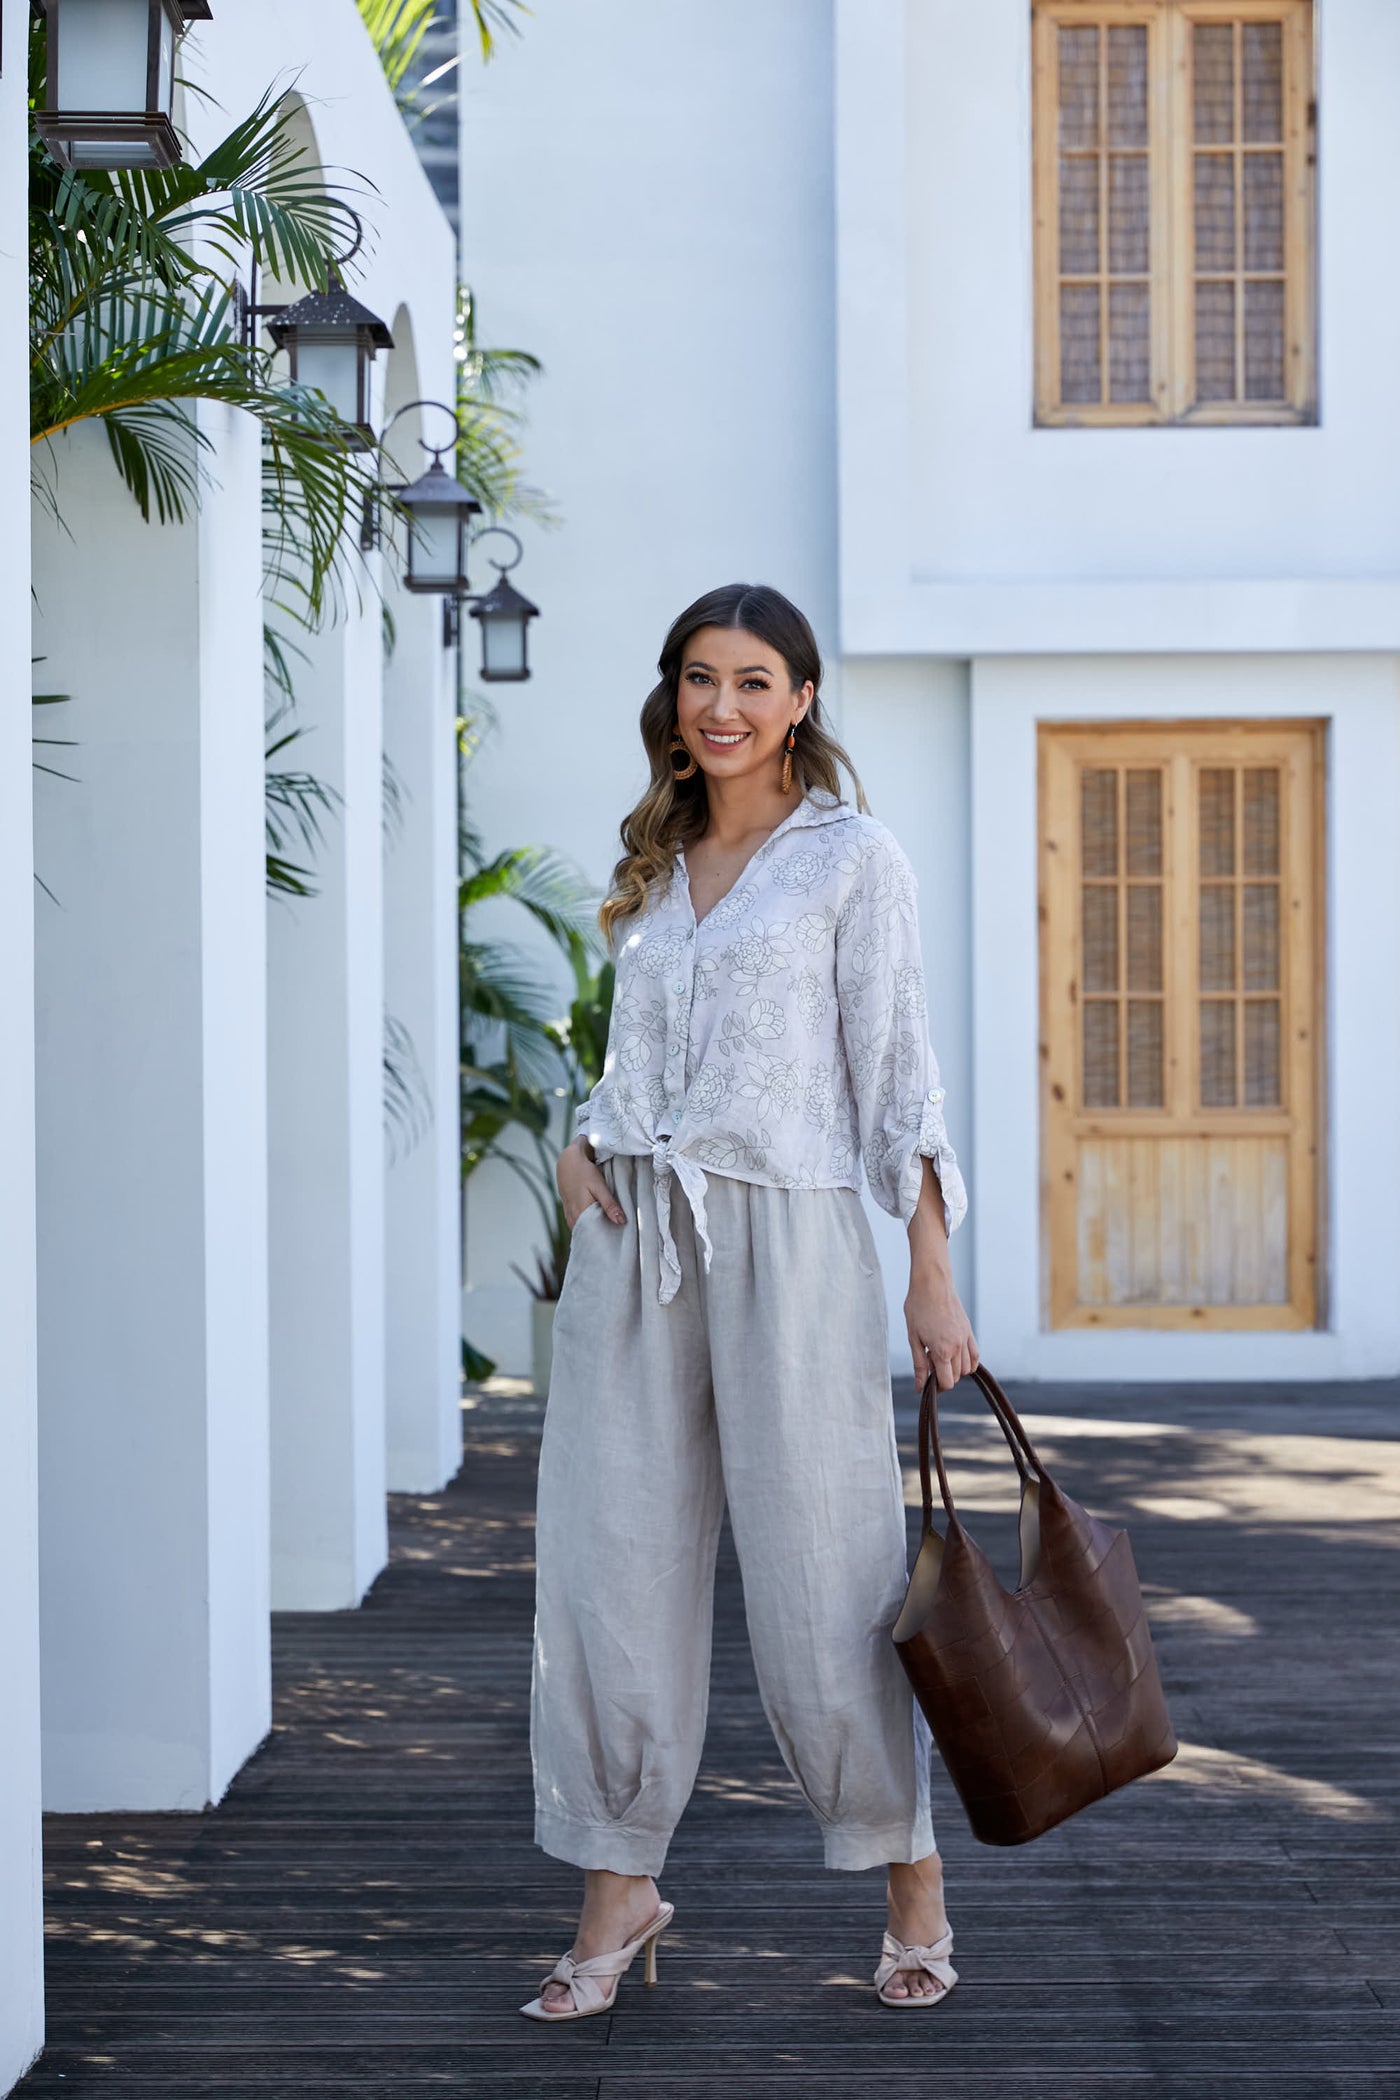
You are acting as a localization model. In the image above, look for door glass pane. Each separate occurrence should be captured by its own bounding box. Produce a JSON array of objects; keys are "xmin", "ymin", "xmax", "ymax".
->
[
  {"xmin": 1126, "ymin": 885, "xmax": 1162, "ymax": 992},
  {"xmin": 1081, "ymin": 769, "xmax": 1118, "ymax": 876},
  {"xmin": 1244, "ymin": 1000, "xmax": 1282, "ymax": 1106},
  {"xmin": 1083, "ymin": 1001, "xmax": 1120, "ymax": 1107},
  {"xmin": 1200, "ymin": 999, "xmax": 1237, "ymax": 1107},
  {"xmin": 1242, "ymin": 768, "xmax": 1281, "ymax": 874},
  {"xmin": 1242, "ymin": 885, "xmax": 1280, "ymax": 992},
  {"xmin": 1127, "ymin": 1000, "xmax": 1164, "ymax": 1108},
  {"xmin": 1199, "ymin": 886, "xmax": 1236, "ymax": 993},
  {"xmin": 1199, "ymin": 768, "xmax": 1236, "ymax": 876},
  {"xmin": 1082, "ymin": 886, "xmax": 1119, "ymax": 993},
  {"xmin": 1124, "ymin": 769, "xmax": 1162, "ymax": 876}
]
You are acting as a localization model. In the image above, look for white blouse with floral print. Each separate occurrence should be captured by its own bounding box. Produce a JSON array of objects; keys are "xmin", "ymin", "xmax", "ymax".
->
[{"xmin": 574, "ymin": 785, "xmax": 969, "ymax": 1305}]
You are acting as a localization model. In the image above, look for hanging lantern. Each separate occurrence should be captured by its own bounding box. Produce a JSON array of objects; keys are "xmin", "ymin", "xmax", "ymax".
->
[
  {"xmin": 35, "ymin": 0, "xmax": 200, "ymax": 172},
  {"xmin": 397, "ymin": 457, "xmax": 482, "ymax": 596},
  {"xmin": 266, "ymin": 272, "xmax": 393, "ymax": 452},
  {"xmin": 469, "ymin": 568, "xmax": 540, "ymax": 683}
]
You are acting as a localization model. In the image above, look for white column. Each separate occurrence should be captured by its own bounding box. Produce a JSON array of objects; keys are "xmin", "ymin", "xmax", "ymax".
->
[
  {"xmin": 267, "ymin": 600, "xmax": 389, "ymax": 1606},
  {"xmin": 383, "ymin": 585, "xmax": 464, "ymax": 1490},
  {"xmin": 31, "ymin": 413, "xmax": 271, "ymax": 1811},
  {"xmin": 0, "ymin": 16, "xmax": 45, "ymax": 2082}
]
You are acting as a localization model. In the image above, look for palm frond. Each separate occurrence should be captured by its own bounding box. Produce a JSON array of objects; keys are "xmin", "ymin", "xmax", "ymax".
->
[
  {"xmin": 466, "ymin": 0, "xmax": 530, "ymax": 62},
  {"xmin": 356, "ymin": 0, "xmax": 446, "ymax": 93},
  {"xmin": 460, "ymin": 844, "xmax": 602, "ymax": 954},
  {"xmin": 385, "ymin": 1010, "xmax": 434, "ymax": 1161}
]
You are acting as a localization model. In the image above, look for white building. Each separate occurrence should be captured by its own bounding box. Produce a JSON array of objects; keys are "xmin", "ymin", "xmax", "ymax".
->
[
  {"xmin": 4, "ymin": 3, "xmax": 463, "ymax": 2083},
  {"xmin": 460, "ymin": 0, "xmax": 1400, "ymax": 1387}
]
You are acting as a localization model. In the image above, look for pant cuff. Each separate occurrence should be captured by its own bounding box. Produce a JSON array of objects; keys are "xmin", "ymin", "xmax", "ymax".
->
[
  {"xmin": 534, "ymin": 1802, "xmax": 671, "ymax": 1878},
  {"xmin": 822, "ymin": 1813, "xmax": 937, "ymax": 1873}
]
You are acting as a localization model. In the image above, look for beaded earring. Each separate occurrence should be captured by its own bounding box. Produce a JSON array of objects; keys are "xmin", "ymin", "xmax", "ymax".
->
[
  {"xmin": 669, "ymin": 726, "xmax": 698, "ymax": 780},
  {"xmin": 780, "ymin": 721, "xmax": 798, "ymax": 795}
]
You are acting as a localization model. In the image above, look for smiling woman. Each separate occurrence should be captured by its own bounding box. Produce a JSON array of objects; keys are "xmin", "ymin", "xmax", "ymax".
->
[{"xmin": 520, "ymin": 582, "xmax": 977, "ymax": 2022}]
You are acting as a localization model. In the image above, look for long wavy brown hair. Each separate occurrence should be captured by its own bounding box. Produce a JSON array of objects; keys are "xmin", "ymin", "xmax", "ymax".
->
[{"xmin": 598, "ymin": 583, "xmax": 869, "ymax": 948}]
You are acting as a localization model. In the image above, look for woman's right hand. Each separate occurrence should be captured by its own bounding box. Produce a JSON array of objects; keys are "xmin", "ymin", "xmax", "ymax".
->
[{"xmin": 557, "ymin": 1135, "xmax": 627, "ymax": 1230}]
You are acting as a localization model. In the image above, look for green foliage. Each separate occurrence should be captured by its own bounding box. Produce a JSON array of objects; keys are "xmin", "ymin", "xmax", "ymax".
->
[
  {"xmin": 458, "ymin": 777, "xmax": 615, "ymax": 1303},
  {"xmin": 355, "ymin": 0, "xmax": 531, "ymax": 127},
  {"xmin": 453, "ymin": 284, "xmax": 549, "ymax": 523},
  {"xmin": 29, "ymin": 20, "xmax": 385, "ymax": 624}
]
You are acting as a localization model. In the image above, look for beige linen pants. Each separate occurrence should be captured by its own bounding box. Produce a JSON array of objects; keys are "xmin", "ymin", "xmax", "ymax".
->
[{"xmin": 530, "ymin": 1152, "xmax": 937, "ymax": 1877}]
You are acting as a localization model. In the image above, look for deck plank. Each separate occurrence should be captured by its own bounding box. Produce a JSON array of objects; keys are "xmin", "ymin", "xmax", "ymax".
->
[{"xmin": 14, "ymin": 1374, "xmax": 1400, "ymax": 2095}]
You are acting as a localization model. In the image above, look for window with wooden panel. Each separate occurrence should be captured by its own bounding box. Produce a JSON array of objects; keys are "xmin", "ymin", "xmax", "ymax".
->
[
  {"xmin": 1032, "ymin": 1, "xmax": 1316, "ymax": 425},
  {"xmin": 1040, "ymin": 722, "xmax": 1324, "ymax": 1329}
]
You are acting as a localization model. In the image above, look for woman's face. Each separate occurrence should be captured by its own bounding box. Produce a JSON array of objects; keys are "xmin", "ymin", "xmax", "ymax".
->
[{"xmin": 674, "ymin": 624, "xmax": 813, "ymax": 785}]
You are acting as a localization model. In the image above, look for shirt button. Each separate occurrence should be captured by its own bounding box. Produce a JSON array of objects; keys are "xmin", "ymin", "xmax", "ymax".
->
[{"xmin": 673, "ymin": 981, "xmax": 684, "ymax": 994}]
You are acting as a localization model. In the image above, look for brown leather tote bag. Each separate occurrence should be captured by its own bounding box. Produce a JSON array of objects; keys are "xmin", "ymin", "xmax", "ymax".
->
[{"xmin": 892, "ymin": 1365, "xmax": 1177, "ymax": 1846}]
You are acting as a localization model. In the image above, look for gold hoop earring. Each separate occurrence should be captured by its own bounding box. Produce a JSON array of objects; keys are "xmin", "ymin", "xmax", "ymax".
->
[
  {"xmin": 669, "ymin": 726, "xmax": 698, "ymax": 781},
  {"xmin": 780, "ymin": 721, "xmax": 798, "ymax": 795}
]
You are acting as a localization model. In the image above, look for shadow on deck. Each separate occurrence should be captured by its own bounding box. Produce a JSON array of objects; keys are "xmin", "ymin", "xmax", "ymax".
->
[{"xmin": 15, "ymin": 1374, "xmax": 1400, "ymax": 2097}]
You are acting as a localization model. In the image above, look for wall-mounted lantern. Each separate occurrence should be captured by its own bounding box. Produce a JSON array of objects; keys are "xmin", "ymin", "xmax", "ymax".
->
[
  {"xmin": 34, "ymin": 0, "xmax": 208, "ymax": 172},
  {"xmin": 397, "ymin": 454, "xmax": 482, "ymax": 596},
  {"xmin": 380, "ymin": 402, "xmax": 540, "ymax": 680},
  {"xmin": 468, "ymin": 537, "xmax": 539, "ymax": 683},
  {"xmin": 265, "ymin": 270, "xmax": 393, "ymax": 453}
]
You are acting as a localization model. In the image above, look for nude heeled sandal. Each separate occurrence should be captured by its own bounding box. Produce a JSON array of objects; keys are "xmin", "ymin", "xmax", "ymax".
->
[
  {"xmin": 873, "ymin": 1924, "xmax": 958, "ymax": 2008},
  {"xmin": 519, "ymin": 1899, "xmax": 676, "ymax": 2021}
]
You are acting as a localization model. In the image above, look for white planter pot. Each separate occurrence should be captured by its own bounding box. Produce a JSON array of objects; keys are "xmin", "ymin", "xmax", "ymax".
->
[{"xmin": 531, "ymin": 1296, "xmax": 558, "ymax": 1398}]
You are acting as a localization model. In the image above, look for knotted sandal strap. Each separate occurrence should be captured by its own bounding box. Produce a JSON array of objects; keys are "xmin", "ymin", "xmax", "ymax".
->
[
  {"xmin": 538, "ymin": 1903, "xmax": 672, "ymax": 2016},
  {"xmin": 874, "ymin": 1926, "xmax": 958, "ymax": 2003},
  {"xmin": 540, "ymin": 1940, "xmax": 638, "ymax": 2015}
]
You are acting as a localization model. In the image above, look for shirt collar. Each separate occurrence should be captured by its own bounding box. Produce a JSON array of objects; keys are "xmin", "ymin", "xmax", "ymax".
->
[
  {"xmin": 671, "ymin": 786, "xmax": 852, "ymax": 878},
  {"xmin": 779, "ymin": 785, "xmax": 851, "ymax": 834}
]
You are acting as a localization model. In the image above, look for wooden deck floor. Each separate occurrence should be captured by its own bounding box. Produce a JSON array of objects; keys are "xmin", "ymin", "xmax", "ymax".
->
[{"xmin": 15, "ymin": 1374, "xmax": 1400, "ymax": 2098}]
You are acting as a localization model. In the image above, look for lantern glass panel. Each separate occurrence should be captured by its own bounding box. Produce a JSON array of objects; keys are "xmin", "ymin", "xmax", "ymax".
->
[
  {"xmin": 480, "ymin": 611, "xmax": 527, "ymax": 680},
  {"xmin": 411, "ymin": 509, "xmax": 465, "ymax": 590},
  {"xmin": 56, "ymin": 0, "xmax": 162, "ymax": 113},
  {"xmin": 157, "ymin": 5, "xmax": 176, "ymax": 105},
  {"xmin": 293, "ymin": 338, "xmax": 363, "ymax": 425}
]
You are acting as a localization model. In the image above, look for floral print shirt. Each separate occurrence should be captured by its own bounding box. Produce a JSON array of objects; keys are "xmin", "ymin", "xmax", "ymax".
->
[{"xmin": 574, "ymin": 785, "xmax": 968, "ymax": 1305}]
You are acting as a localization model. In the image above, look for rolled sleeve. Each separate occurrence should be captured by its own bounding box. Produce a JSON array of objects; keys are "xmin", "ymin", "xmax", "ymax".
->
[{"xmin": 835, "ymin": 832, "xmax": 968, "ymax": 1237}]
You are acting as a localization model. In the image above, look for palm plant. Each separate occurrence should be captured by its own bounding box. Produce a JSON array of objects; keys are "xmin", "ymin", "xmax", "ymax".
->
[
  {"xmin": 458, "ymin": 775, "xmax": 613, "ymax": 1308},
  {"xmin": 356, "ymin": 0, "xmax": 530, "ymax": 128}
]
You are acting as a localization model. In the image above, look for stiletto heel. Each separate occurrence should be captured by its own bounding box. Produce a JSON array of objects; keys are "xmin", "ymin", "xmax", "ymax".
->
[{"xmin": 520, "ymin": 1900, "xmax": 675, "ymax": 2021}]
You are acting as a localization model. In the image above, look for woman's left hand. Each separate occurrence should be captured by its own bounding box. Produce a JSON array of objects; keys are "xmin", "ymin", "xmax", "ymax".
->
[{"xmin": 905, "ymin": 1266, "xmax": 979, "ymax": 1395}]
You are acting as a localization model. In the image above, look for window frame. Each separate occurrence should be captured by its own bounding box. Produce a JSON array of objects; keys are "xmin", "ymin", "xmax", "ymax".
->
[{"xmin": 1032, "ymin": 0, "xmax": 1317, "ymax": 428}]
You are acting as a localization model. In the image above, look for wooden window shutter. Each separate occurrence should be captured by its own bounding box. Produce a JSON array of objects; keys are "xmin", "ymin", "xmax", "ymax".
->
[{"xmin": 1033, "ymin": 1, "xmax": 1316, "ymax": 426}]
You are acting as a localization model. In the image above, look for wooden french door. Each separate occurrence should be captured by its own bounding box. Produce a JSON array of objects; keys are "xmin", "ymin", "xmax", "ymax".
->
[{"xmin": 1039, "ymin": 720, "xmax": 1324, "ymax": 1328}]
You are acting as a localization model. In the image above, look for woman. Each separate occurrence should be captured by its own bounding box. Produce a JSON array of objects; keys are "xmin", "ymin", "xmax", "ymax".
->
[{"xmin": 521, "ymin": 583, "xmax": 977, "ymax": 2022}]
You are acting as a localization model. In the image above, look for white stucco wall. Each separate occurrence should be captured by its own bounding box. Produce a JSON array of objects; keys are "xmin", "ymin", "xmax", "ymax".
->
[
  {"xmin": 0, "ymin": 3, "xmax": 46, "ymax": 2083},
  {"xmin": 837, "ymin": 0, "xmax": 1400, "ymax": 654},
  {"xmin": 30, "ymin": 0, "xmax": 459, "ymax": 1808},
  {"xmin": 971, "ymin": 651, "xmax": 1400, "ymax": 1380},
  {"xmin": 840, "ymin": 658, "xmax": 975, "ymax": 1358},
  {"xmin": 458, "ymin": 0, "xmax": 841, "ymax": 1373}
]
